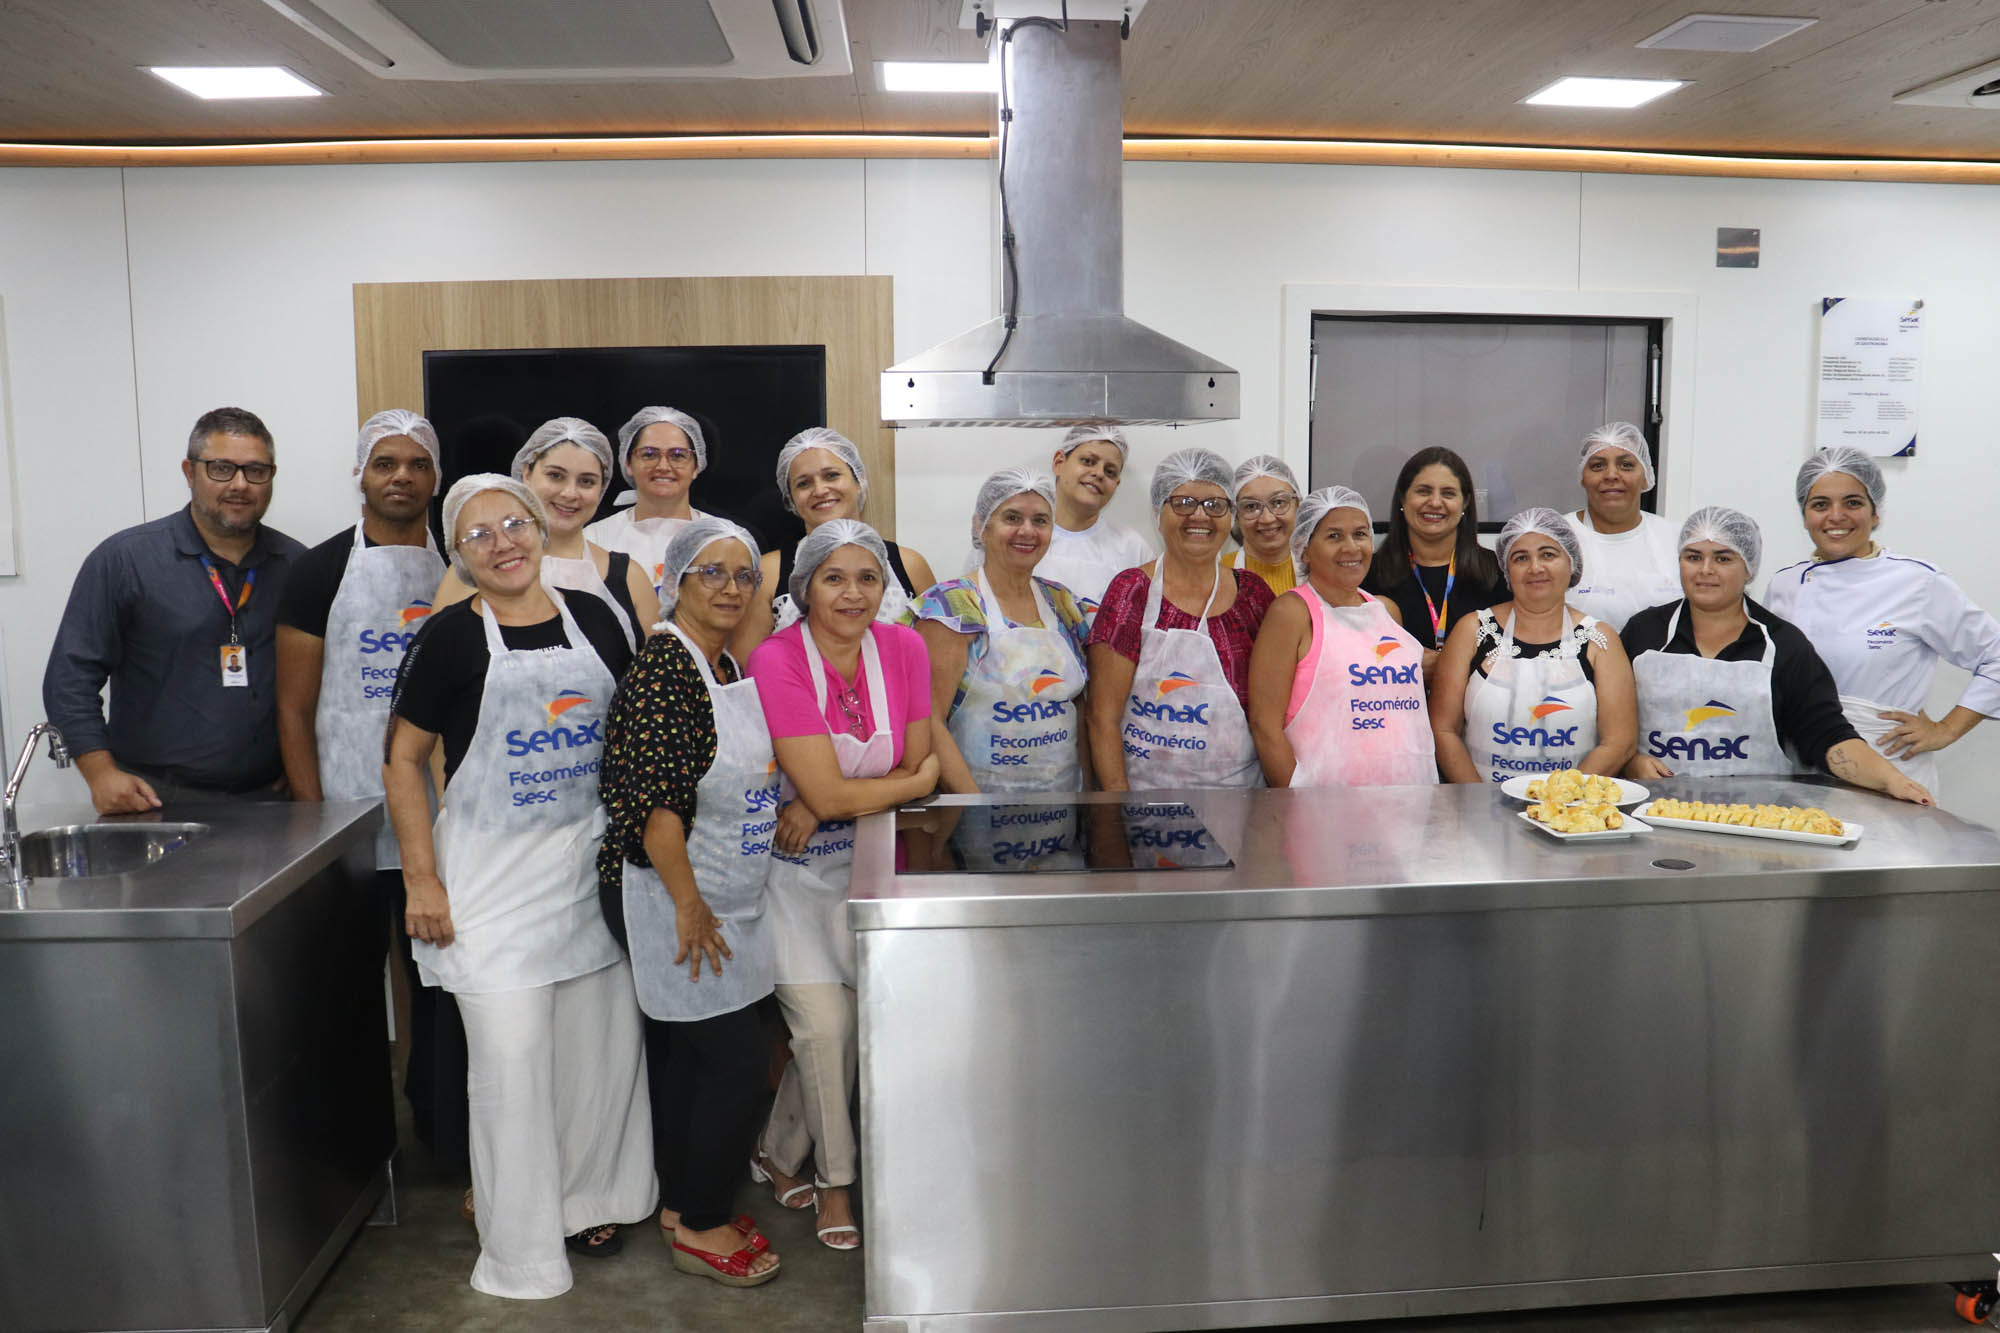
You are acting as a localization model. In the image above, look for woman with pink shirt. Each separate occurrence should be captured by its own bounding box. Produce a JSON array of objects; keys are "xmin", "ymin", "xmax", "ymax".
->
[
  {"xmin": 1248, "ymin": 486, "xmax": 1437, "ymax": 787},
  {"xmin": 744, "ymin": 518, "xmax": 939, "ymax": 1252}
]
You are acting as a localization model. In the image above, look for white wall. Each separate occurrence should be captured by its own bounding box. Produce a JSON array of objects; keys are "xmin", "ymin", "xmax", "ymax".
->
[{"xmin": 2, "ymin": 155, "xmax": 1996, "ymax": 816}]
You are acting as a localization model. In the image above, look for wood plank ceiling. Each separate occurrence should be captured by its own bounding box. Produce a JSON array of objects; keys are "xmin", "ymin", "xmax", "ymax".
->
[{"xmin": 0, "ymin": 0, "xmax": 1996, "ymax": 159}]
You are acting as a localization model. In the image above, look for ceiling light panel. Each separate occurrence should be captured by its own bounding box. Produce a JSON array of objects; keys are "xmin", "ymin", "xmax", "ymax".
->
[
  {"xmin": 878, "ymin": 61, "xmax": 997, "ymax": 93},
  {"xmin": 148, "ymin": 67, "xmax": 326, "ymax": 99},
  {"xmin": 1638, "ymin": 14, "xmax": 1816, "ymax": 53},
  {"xmin": 1524, "ymin": 76, "xmax": 1686, "ymax": 108}
]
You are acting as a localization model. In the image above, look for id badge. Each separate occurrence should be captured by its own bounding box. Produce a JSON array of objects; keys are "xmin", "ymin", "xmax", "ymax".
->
[{"xmin": 220, "ymin": 644, "xmax": 249, "ymax": 688}]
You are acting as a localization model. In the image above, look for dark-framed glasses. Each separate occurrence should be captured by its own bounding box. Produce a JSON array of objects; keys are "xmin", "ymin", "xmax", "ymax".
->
[
  {"xmin": 459, "ymin": 514, "xmax": 539, "ymax": 551},
  {"xmin": 633, "ymin": 445, "xmax": 696, "ymax": 468},
  {"xmin": 1166, "ymin": 495, "xmax": 1232, "ymax": 517},
  {"xmin": 687, "ymin": 563, "xmax": 762, "ymax": 593},
  {"xmin": 1237, "ymin": 493, "xmax": 1298, "ymax": 520},
  {"xmin": 200, "ymin": 459, "xmax": 276, "ymax": 484}
]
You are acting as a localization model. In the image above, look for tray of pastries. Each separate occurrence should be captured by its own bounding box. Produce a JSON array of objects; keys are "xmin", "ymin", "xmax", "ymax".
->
[
  {"xmin": 1518, "ymin": 801, "xmax": 1649, "ymax": 841},
  {"xmin": 1631, "ymin": 798, "xmax": 1859, "ymax": 847},
  {"xmin": 1502, "ymin": 770, "xmax": 1649, "ymax": 807}
]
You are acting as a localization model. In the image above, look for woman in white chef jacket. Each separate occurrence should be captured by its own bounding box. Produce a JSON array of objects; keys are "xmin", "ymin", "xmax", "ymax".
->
[
  {"xmin": 1035, "ymin": 422, "xmax": 1155, "ymax": 606},
  {"xmin": 1564, "ymin": 421, "xmax": 1683, "ymax": 633},
  {"xmin": 1430, "ymin": 508, "xmax": 1639, "ymax": 785},
  {"xmin": 744, "ymin": 518, "xmax": 941, "ymax": 1250},
  {"xmin": 1764, "ymin": 447, "xmax": 2000, "ymax": 802},
  {"xmin": 585, "ymin": 405, "xmax": 712, "ymax": 587},
  {"xmin": 1619, "ymin": 506, "xmax": 1933, "ymax": 803},
  {"xmin": 1086, "ymin": 448, "xmax": 1277, "ymax": 791},
  {"xmin": 384, "ymin": 475, "xmax": 653, "ymax": 1299},
  {"xmin": 597, "ymin": 517, "xmax": 784, "ymax": 1289},
  {"xmin": 1248, "ymin": 486, "xmax": 1437, "ymax": 787},
  {"xmin": 434, "ymin": 417, "xmax": 660, "ymax": 651}
]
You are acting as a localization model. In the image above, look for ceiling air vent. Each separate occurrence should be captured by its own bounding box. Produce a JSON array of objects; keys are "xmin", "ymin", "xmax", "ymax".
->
[
  {"xmin": 1895, "ymin": 55, "xmax": 2000, "ymax": 109},
  {"xmin": 1636, "ymin": 13, "xmax": 1816, "ymax": 53},
  {"xmin": 261, "ymin": 0, "xmax": 848, "ymax": 80}
]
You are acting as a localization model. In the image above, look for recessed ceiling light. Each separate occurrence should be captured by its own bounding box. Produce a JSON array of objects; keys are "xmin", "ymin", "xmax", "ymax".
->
[
  {"xmin": 148, "ymin": 66, "xmax": 325, "ymax": 100},
  {"xmin": 1523, "ymin": 76, "xmax": 1686, "ymax": 108},
  {"xmin": 1637, "ymin": 14, "xmax": 1816, "ymax": 54},
  {"xmin": 877, "ymin": 61, "xmax": 996, "ymax": 94}
]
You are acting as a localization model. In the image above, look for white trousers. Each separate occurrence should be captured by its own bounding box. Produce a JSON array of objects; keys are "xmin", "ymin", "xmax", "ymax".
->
[
  {"xmin": 456, "ymin": 959, "xmax": 657, "ymax": 1299},
  {"xmin": 760, "ymin": 982, "xmax": 860, "ymax": 1187}
]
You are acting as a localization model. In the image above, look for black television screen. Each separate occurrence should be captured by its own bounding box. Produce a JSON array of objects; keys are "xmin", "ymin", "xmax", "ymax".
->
[{"xmin": 421, "ymin": 344, "xmax": 827, "ymax": 554}]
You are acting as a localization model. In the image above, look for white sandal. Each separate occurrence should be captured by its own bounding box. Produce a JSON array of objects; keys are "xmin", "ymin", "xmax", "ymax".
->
[
  {"xmin": 748, "ymin": 1154, "xmax": 814, "ymax": 1210},
  {"xmin": 813, "ymin": 1184, "xmax": 861, "ymax": 1250}
]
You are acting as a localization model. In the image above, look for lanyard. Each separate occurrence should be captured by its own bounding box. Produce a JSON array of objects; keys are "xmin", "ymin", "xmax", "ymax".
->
[
  {"xmin": 1413, "ymin": 551, "xmax": 1455, "ymax": 649},
  {"xmin": 199, "ymin": 555, "xmax": 256, "ymax": 645}
]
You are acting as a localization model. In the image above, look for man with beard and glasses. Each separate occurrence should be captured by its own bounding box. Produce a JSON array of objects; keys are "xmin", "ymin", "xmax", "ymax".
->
[{"xmin": 44, "ymin": 406, "xmax": 304, "ymax": 811}]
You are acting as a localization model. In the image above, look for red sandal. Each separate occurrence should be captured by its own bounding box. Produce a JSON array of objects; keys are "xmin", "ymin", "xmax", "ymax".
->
[
  {"xmin": 661, "ymin": 1212, "xmax": 770, "ymax": 1254},
  {"xmin": 671, "ymin": 1237, "xmax": 780, "ymax": 1288}
]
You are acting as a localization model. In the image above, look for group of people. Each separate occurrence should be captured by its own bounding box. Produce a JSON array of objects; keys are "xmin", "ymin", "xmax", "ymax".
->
[{"xmin": 40, "ymin": 402, "xmax": 2000, "ymax": 1304}]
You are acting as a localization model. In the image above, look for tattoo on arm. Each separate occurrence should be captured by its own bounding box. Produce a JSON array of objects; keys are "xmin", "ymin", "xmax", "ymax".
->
[{"xmin": 1827, "ymin": 745, "xmax": 1860, "ymax": 782}]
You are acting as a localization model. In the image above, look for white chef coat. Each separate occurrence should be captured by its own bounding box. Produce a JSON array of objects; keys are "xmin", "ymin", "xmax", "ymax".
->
[
  {"xmin": 583, "ymin": 506, "xmax": 708, "ymax": 591},
  {"xmin": 1035, "ymin": 518, "xmax": 1153, "ymax": 606},
  {"xmin": 1567, "ymin": 509, "xmax": 1683, "ymax": 634}
]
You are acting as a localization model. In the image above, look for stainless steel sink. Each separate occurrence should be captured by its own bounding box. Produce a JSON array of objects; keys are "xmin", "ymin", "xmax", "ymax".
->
[{"xmin": 18, "ymin": 823, "xmax": 211, "ymax": 878}]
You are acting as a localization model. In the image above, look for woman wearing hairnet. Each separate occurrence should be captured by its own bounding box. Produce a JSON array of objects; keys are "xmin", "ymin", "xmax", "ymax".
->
[
  {"xmin": 1363, "ymin": 447, "xmax": 1503, "ymax": 688},
  {"xmin": 1763, "ymin": 448, "xmax": 2000, "ymax": 801},
  {"xmin": 745, "ymin": 518, "xmax": 941, "ymax": 1250},
  {"xmin": 1621, "ymin": 506, "xmax": 1931, "ymax": 802},
  {"xmin": 1224, "ymin": 455, "xmax": 1302, "ymax": 595},
  {"xmin": 1036, "ymin": 423, "xmax": 1154, "ymax": 604},
  {"xmin": 733, "ymin": 428, "xmax": 938, "ymax": 655},
  {"xmin": 1565, "ymin": 422, "xmax": 1683, "ymax": 632},
  {"xmin": 1430, "ymin": 508, "xmax": 1638, "ymax": 785},
  {"xmin": 1087, "ymin": 448, "xmax": 1275, "ymax": 791},
  {"xmin": 1247, "ymin": 486, "xmax": 1436, "ymax": 786},
  {"xmin": 913, "ymin": 467, "xmax": 1097, "ymax": 795},
  {"xmin": 383, "ymin": 475, "xmax": 653, "ymax": 1298},
  {"xmin": 434, "ymin": 417, "xmax": 659, "ymax": 651},
  {"xmin": 596, "ymin": 518, "xmax": 784, "ymax": 1288},
  {"xmin": 585, "ymin": 405, "xmax": 714, "ymax": 586}
]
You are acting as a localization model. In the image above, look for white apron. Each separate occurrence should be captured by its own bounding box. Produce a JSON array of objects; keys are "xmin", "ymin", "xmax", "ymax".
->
[
  {"xmin": 622, "ymin": 625, "xmax": 782, "ymax": 1022},
  {"xmin": 1462, "ymin": 608, "xmax": 1602, "ymax": 784},
  {"xmin": 1632, "ymin": 601, "xmax": 1788, "ymax": 777},
  {"xmin": 584, "ymin": 509, "xmax": 702, "ymax": 592},
  {"xmin": 1284, "ymin": 588, "xmax": 1437, "ymax": 788},
  {"xmin": 1119, "ymin": 560, "xmax": 1263, "ymax": 791},
  {"xmin": 946, "ymin": 571, "xmax": 1088, "ymax": 793},
  {"xmin": 315, "ymin": 521, "xmax": 444, "ymax": 868},
  {"xmin": 766, "ymin": 627, "xmax": 897, "ymax": 988},
  {"xmin": 414, "ymin": 595, "xmax": 624, "ymax": 994},
  {"xmin": 542, "ymin": 551, "xmax": 637, "ymax": 652}
]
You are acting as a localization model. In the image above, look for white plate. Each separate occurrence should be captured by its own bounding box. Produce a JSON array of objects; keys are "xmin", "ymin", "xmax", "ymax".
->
[
  {"xmin": 1500, "ymin": 775, "xmax": 1650, "ymax": 807},
  {"xmin": 1630, "ymin": 802, "xmax": 1862, "ymax": 847},
  {"xmin": 1516, "ymin": 809, "xmax": 1649, "ymax": 841}
]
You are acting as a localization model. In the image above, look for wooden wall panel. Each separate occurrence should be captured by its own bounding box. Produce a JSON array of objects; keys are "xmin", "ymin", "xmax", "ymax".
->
[{"xmin": 352, "ymin": 275, "xmax": 897, "ymax": 534}]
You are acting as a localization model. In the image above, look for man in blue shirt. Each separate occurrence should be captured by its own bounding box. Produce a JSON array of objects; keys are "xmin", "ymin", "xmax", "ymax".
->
[{"xmin": 44, "ymin": 406, "xmax": 305, "ymax": 811}]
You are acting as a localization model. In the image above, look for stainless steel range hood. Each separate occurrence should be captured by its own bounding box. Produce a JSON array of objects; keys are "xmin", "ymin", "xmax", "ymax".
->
[{"xmin": 881, "ymin": 17, "xmax": 1239, "ymax": 428}]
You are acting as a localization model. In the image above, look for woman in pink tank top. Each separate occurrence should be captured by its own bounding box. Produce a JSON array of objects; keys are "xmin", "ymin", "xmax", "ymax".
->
[{"xmin": 1247, "ymin": 486, "xmax": 1438, "ymax": 787}]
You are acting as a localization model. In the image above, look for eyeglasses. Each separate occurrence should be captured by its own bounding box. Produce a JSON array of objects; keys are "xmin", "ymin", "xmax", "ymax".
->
[
  {"xmin": 834, "ymin": 685, "xmax": 870, "ymax": 739},
  {"xmin": 1236, "ymin": 493, "xmax": 1298, "ymax": 520},
  {"xmin": 686, "ymin": 564, "xmax": 762, "ymax": 592},
  {"xmin": 633, "ymin": 446, "xmax": 696, "ymax": 468},
  {"xmin": 1166, "ymin": 495, "xmax": 1233, "ymax": 517},
  {"xmin": 199, "ymin": 459, "xmax": 276, "ymax": 484},
  {"xmin": 458, "ymin": 514, "xmax": 539, "ymax": 551}
]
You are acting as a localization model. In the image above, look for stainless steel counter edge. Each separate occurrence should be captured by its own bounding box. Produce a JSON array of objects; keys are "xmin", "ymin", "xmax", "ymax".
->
[
  {"xmin": 0, "ymin": 797, "xmax": 384, "ymax": 940},
  {"xmin": 849, "ymin": 784, "xmax": 2000, "ymax": 931}
]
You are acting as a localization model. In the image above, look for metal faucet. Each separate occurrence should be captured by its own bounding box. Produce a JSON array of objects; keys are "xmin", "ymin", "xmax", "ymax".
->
[{"xmin": 3, "ymin": 722, "xmax": 72, "ymax": 903}]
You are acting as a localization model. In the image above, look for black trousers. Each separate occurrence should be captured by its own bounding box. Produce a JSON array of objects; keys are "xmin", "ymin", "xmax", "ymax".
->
[
  {"xmin": 375, "ymin": 869, "xmax": 469, "ymax": 1174},
  {"xmin": 645, "ymin": 1003, "xmax": 768, "ymax": 1233}
]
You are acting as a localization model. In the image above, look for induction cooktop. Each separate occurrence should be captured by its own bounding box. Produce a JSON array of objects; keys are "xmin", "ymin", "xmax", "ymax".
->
[{"xmin": 896, "ymin": 801, "xmax": 1234, "ymax": 875}]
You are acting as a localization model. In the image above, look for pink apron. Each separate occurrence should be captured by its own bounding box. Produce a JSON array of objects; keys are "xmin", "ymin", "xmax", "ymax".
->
[{"xmin": 1282, "ymin": 588, "xmax": 1437, "ymax": 788}]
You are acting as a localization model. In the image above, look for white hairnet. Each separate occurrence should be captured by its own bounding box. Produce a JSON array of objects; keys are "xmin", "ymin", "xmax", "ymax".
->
[
  {"xmin": 788, "ymin": 517, "xmax": 890, "ymax": 609},
  {"xmin": 512, "ymin": 417, "xmax": 613, "ymax": 483},
  {"xmin": 1679, "ymin": 505, "xmax": 1763, "ymax": 581},
  {"xmin": 1578, "ymin": 421, "xmax": 1656, "ymax": 492},
  {"xmin": 776, "ymin": 427, "xmax": 869, "ymax": 517},
  {"xmin": 655, "ymin": 516, "xmax": 762, "ymax": 621},
  {"xmin": 1056, "ymin": 422, "xmax": 1128, "ymax": 460},
  {"xmin": 442, "ymin": 473, "xmax": 549, "ymax": 582},
  {"xmin": 1231, "ymin": 454, "xmax": 1299, "ymax": 496},
  {"xmin": 356, "ymin": 409, "xmax": 440, "ymax": 475},
  {"xmin": 1496, "ymin": 507, "xmax": 1583, "ymax": 589},
  {"xmin": 1794, "ymin": 446, "xmax": 1886, "ymax": 514},
  {"xmin": 969, "ymin": 466, "xmax": 1056, "ymax": 561},
  {"xmin": 1291, "ymin": 485, "xmax": 1372, "ymax": 569},
  {"xmin": 616, "ymin": 406, "xmax": 708, "ymax": 483},
  {"xmin": 1149, "ymin": 447, "xmax": 1235, "ymax": 511}
]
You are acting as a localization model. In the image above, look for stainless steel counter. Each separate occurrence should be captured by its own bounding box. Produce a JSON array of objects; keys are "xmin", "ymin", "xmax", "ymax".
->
[
  {"xmin": 854, "ymin": 781, "xmax": 2000, "ymax": 1332},
  {"xmin": 0, "ymin": 796, "xmax": 393, "ymax": 1333}
]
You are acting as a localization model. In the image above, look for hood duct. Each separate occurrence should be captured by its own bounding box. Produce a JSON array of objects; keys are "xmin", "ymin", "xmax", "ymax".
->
[{"xmin": 882, "ymin": 17, "xmax": 1239, "ymax": 428}]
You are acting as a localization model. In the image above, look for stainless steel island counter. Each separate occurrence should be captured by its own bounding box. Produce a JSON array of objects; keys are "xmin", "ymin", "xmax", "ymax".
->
[
  {"xmin": 1, "ymin": 796, "xmax": 391, "ymax": 1333},
  {"xmin": 852, "ymin": 780, "xmax": 2000, "ymax": 1332}
]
